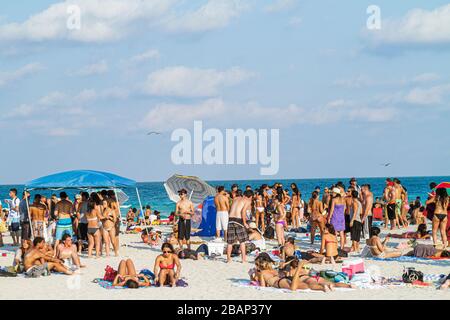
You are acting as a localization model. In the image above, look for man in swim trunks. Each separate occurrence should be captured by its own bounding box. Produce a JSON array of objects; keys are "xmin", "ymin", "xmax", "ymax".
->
[
  {"xmin": 394, "ymin": 178, "xmax": 406, "ymax": 227},
  {"xmin": 214, "ymin": 186, "xmax": 230, "ymax": 242},
  {"xmin": 361, "ymin": 184, "xmax": 374, "ymax": 240},
  {"xmin": 54, "ymin": 192, "xmax": 74, "ymax": 248},
  {"xmin": 175, "ymin": 189, "xmax": 194, "ymax": 250},
  {"xmin": 385, "ymin": 182, "xmax": 398, "ymax": 230},
  {"xmin": 30, "ymin": 194, "xmax": 47, "ymax": 239},
  {"xmin": 24, "ymin": 237, "xmax": 73, "ymax": 277},
  {"xmin": 226, "ymin": 190, "xmax": 253, "ymax": 263}
]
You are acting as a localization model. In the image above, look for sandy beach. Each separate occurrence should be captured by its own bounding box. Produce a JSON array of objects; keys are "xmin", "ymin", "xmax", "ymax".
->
[{"xmin": 1, "ymin": 224, "xmax": 448, "ymax": 300}]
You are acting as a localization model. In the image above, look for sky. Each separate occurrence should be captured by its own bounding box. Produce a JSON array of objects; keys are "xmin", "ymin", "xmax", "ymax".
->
[{"xmin": 0, "ymin": 0, "xmax": 449, "ymax": 184}]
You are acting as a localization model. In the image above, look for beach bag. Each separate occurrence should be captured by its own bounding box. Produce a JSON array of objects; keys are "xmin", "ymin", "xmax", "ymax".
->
[
  {"xmin": 402, "ymin": 267, "xmax": 423, "ymax": 283},
  {"xmin": 263, "ymin": 225, "xmax": 275, "ymax": 239},
  {"xmin": 103, "ymin": 265, "xmax": 118, "ymax": 282}
]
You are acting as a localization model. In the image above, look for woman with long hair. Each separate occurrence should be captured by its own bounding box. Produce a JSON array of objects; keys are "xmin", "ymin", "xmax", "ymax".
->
[
  {"xmin": 308, "ymin": 191, "xmax": 325, "ymax": 245},
  {"xmin": 273, "ymin": 193, "xmax": 286, "ymax": 246},
  {"xmin": 254, "ymin": 189, "xmax": 266, "ymax": 232},
  {"xmin": 327, "ymin": 187, "xmax": 346, "ymax": 250},
  {"xmin": 430, "ymin": 188, "xmax": 449, "ymax": 248},
  {"xmin": 86, "ymin": 193, "xmax": 102, "ymax": 258},
  {"xmin": 154, "ymin": 243, "xmax": 181, "ymax": 287},
  {"xmin": 290, "ymin": 184, "xmax": 301, "ymax": 229},
  {"xmin": 100, "ymin": 191, "xmax": 119, "ymax": 257}
]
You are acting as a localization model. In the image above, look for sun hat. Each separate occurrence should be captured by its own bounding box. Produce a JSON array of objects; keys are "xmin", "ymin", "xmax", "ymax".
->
[{"xmin": 332, "ymin": 187, "xmax": 341, "ymax": 195}]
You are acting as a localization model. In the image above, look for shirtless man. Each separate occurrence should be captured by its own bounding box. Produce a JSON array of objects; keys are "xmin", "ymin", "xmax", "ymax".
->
[
  {"xmin": 30, "ymin": 194, "xmax": 47, "ymax": 239},
  {"xmin": 226, "ymin": 190, "xmax": 253, "ymax": 263},
  {"xmin": 361, "ymin": 184, "xmax": 374, "ymax": 240},
  {"xmin": 175, "ymin": 189, "xmax": 194, "ymax": 250},
  {"xmin": 54, "ymin": 192, "xmax": 74, "ymax": 248},
  {"xmin": 214, "ymin": 186, "xmax": 230, "ymax": 241},
  {"xmin": 230, "ymin": 184, "xmax": 239, "ymax": 200},
  {"xmin": 24, "ymin": 237, "xmax": 73, "ymax": 277}
]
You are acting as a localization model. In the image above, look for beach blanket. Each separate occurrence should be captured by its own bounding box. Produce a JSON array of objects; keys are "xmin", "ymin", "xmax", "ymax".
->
[
  {"xmin": 367, "ymin": 256, "xmax": 450, "ymax": 266},
  {"xmin": 231, "ymin": 280, "xmax": 356, "ymax": 293},
  {"xmin": 93, "ymin": 278, "xmax": 189, "ymax": 289}
]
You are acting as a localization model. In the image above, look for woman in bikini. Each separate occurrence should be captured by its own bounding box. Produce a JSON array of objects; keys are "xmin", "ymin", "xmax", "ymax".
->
[
  {"xmin": 273, "ymin": 194, "xmax": 286, "ymax": 246},
  {"xmin": 291, "ymin": 184, "xmax": 301, "ymax": 229},
  {"xmin": 112, "ymin": 259, "xmax": 151, "ymax": 288},
  {"xmin": 308, "ymin": 191, "xmax": 325, "ymax": 245},
  {"xmin": 86, "ymin": 193, "xmax": 102, "ymax": 258},
  {"xmin": 254, "ymin": 189, "xmax": 266, "ymax": 232},
  {"xmin": 320, "ymin": 223, "xmax": 339, "ymax": 265},
  {"xmin": 154, "ymin": 243, "xmax": 181, "ymax": 287},
  {"xmin": 430, "ymin": 188, "xmax": 449, "ymax": 248},
  {"xmin": 100, "ymin": 192, "xmax": 119, "ymax": 257},
  {"xmin": 388, "ymin": 223, "xmax": 431, "ymax": 240},
  {"xmin": 367, "ymin": 227, "xmax": 403, "ymax": 258},
  {"xmin": 56, "ymin": 234, "xmax": 84, "ymax": 269}
]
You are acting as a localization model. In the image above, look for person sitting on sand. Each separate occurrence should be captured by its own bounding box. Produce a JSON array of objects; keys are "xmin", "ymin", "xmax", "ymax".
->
[
  {"xmin": 13, "ymin": 239, "xmax": 32, "ymax": 272},
  {"xmin": 280, "ymin": 237, "xmax": 296, "ymax": 261},
  {"xmin": 367, "ymin": 227, "xmax": 403, "ymax": 258},
  {"xmin": 320, "ymin": 223, "xmax": 339, "ymax": 265},
  {"xmin": 153, "ymin": 243, "xmax": 181, "ymax": 287},
  {"xmin": 142, "ymin": 228, "xmax": 162, "ymax": 246},
  {"xmin": 247, "ymin": 222, "xmax": 266, "ymax": 251},
  {"xmin": 126, "ymin": 208, "xmax": 136, "ymax": 229},
  {"xmin": 388, "ymin": 224, "xmax": 431, "ymax": 239},
  {"xmin": 56, "ymin": 234, "xmax": 84, "ymax": 270},
  {"xmin": 24, "ymin": 237, "xmax": 73, "ymax": 277},
  {"xmin": 112, "ymin": 259, "xmax": 151, "ymax": 288}
]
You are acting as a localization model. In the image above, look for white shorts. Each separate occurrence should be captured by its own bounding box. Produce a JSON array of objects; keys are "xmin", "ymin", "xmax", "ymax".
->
[{"xmin": 216, "ymin": 211, "xmax": 229, "ymax": 231}]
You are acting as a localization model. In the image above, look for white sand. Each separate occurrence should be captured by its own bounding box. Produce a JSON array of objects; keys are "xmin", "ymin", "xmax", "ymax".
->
[{"xmin": 0, "ymin": 224, "xmax": 449, "ymax": 300}]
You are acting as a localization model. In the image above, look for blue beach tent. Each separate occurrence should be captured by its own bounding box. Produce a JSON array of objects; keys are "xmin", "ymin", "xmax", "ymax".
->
[{"xmin": 194, "ymin": 196, "xmax": 217, "ymax": 237}]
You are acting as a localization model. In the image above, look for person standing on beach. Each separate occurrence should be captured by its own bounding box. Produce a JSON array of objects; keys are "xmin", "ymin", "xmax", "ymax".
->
[
  {"xmin": 19, "ymin": 191, "xmax": 31, "ymax": 242},
  {"xmin": 214, "ymin": 186, "xmax": 230, "ymax": 242},
  {"xmin": 30, "ymin": 194, "xmax": 47, "ymax": 239},
  {"xmin": 361, "ymin": 184, "xmax": 374, "ymax": 239},
  {"xmin": 254, "ymin": 189, "xmax": 266, "ymax": 232},
  {"xmin": 226, "ymin": 190, "xmax": 253, "ymax": 263},
  {"xmin": 327, "ymin": 188, "xmax": 346, "ymax": 250},
  {"xmin": 393, "ymin": 179, "xmax": 406, "ymax": 228},
  {"xmin": 175, "ymin": 189, "xmax": 194, "ymax": 250},
  {"xmin": 8, "ymin": 189, "xmax": 21, "ymax": 246},
  {"xmin": 54, "ymin": 192, "xmax": 74, "ymax": 248}
]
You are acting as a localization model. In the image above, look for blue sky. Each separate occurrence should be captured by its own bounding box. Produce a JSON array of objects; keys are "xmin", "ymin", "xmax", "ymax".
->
[{"xmin": 0, "ymin": 0, "xmax": 449, "ymax": 184}]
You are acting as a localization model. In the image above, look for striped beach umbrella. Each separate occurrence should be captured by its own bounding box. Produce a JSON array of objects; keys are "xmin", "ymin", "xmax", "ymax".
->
[{"xmin": 164, "ymin": 174, "xmax": 216, "ymax": 206}]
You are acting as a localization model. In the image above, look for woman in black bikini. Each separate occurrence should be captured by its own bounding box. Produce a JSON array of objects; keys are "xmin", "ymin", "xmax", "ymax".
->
[{"xmin": 430, "ymin": 188, "xmax": 448, "ymax": 248}]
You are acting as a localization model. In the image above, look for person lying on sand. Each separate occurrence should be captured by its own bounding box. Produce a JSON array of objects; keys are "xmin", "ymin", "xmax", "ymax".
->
[
  {"xmin": 440, "ymin": 274, "xmax": 450, "ymax": 290},
  {"xmin": 387, "ymin": 224, "xmax": 431, "ymax": 240},
  {"xmin": 56, "ymin": 234, "xmax": 85, "ymax": 270},
  {"xmin": 367, "ymin": 227, "xmax": 404, "ymax": 259},
  {"xmin": 112, "ymin": 259, "xmax": 150, "ymax": 288},
  {"xmin": 404, "ymin": 244, "xmax": 450, "ymax": 258},
  {"xmin": 175, "ymin": 244, "xmax": 209, "ymax": 260},
  {"xmin": 154, "ymin": 243, "xmax": 181, "ymax": 287},
  {"xmin": 24, "ymin": 237, "xmax": 73, "ymax": 277}
]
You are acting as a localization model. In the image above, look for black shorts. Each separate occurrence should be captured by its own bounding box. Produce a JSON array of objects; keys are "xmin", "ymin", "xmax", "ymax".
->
[
  {"xmin": 344, "ymin": 215, "xmax": 351, "ymax": 233},
  {"xmin": 387, "ymin": 203, "xmax": 396, "ymax": 220},
  {"xmin": 78, "ymin": 223, "xmax": 88, "ymax": 241},
  {"xmin": 21, "ymin": 222, "xmax": 31, "ymax": 240},
  {"xmin": 10, "ymin": 222, "xmax": 20, "ymax": 232},
  {"xmin": 178, "ymin": 219, "xmax": 191, "ymax": 241},
  {"xmin": 350, "ymin": 220, "xmax": 362, "ymax": 242}
]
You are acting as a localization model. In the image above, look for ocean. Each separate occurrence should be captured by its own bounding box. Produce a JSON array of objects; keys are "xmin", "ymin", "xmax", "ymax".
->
[{"xmin": 1, "ymin": 176, "xmax": 448, "ymax": 218}]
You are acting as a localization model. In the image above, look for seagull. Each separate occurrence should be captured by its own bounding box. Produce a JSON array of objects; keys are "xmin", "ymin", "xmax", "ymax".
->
[
  {"xmin": 380, "ymin": 163, "xmax": 391, "ymax": 167},
  {"xmin": 147, "ymin": 131, "xmax": 162, "ymax": 135}
]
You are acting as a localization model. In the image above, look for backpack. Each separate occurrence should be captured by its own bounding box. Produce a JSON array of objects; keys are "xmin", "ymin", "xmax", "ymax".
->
[
  {"xmin": 263, "ymin": 225, "xmax": 275, "ymax": 239},
  {"xmin": 103, "ymin": 265, "xmax": 118, "ymax": 282},
  {"xmin": 402, "ymin": 267, "xmax": 423, "ymax": 283}
]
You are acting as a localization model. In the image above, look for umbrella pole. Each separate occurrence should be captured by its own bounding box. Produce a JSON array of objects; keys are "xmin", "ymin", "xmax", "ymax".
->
[
  {"xmin": 135, "ymin": 187, "xmax": 146, "ymax": 227},
  {"xmin": 189, "ymin": 189, "xmax": 194, "ymax": 201},
  {"xmin": 24, "ymin": 189, "xmax": 34, "ymax": 240}
]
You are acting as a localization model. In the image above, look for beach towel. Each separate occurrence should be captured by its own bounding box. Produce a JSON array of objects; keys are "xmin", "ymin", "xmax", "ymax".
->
[
  {"xmin": 367, "ymin": 256, "xmax": 450, "ymax": 264},
  {"xmin": 93, "ymin": 278, "xmax": 188, "ymax": 289},
  {"xmin": 231, "ymin": 280, "xmax": 356, "ymax": 293}
]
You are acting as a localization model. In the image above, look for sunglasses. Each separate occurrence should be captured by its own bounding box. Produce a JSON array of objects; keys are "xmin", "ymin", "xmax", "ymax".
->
[{"xmin": 163, "ymin": 250, "xmax": 172, "ymax": 254}]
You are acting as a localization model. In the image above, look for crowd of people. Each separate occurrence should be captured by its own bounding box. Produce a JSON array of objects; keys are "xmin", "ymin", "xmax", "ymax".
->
[{"xmin": 0, "ymin": 177, "xmax": 449, "ymax": 290}]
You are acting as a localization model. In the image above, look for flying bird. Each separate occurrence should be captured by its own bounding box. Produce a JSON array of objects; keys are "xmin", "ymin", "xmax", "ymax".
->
[
  {"xmin": 147, "ymin": 131, "xmax": 162, "ymax": 135},
  {"xmin": 380, "ymin": 163, "xmax": 391, "ymax": 167}
]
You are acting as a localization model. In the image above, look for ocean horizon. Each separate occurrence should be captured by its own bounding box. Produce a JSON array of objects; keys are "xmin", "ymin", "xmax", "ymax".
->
[{"xmin": 1, "ymin": 175, "xmax": 449, "ymax": 218}]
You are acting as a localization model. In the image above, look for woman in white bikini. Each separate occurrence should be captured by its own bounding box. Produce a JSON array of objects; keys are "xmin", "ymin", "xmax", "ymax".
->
[
  {"xmin": 273, "ymin": 194, "xmax": 286, "ymax": 246},
  {"xmin": 254, "ymin": 189, "xmax": 266, "ymax": 232},
  {"xmin": 367, "ymin": 227, "xmax": 403, "ymax": 258}
]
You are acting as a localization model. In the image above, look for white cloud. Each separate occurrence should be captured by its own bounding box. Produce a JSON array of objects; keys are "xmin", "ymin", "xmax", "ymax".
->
[
  {"xmin": 334, "ymin": 73, "xmax": 441, "ymax": 89},
  {"xmin": 47, "ymin": 127, "xmax": 79, "ymax": 137},
  {"xmin": 0, "ymin": 63, "xmax": 43, "ymax": 87},
  {"xmin": 69, "ymin": 60, "xmax": 108, "ymax": 77},
  {"xmin": 288, "ymin": 16, "xmax": 302, "ymax": 27},
  {"xmin": 140, "ymin": 98, "xmax": 398, "ymax": 132},
  {"xmin": 161, "ymin": 0, "xmax": 248, "ymax": 33},
  {"xmin": 129, "ymin": 49, "xmax": 160, "ymax": 64},
  {"xmin": 142, "ymin": 66, "xmax": 254, "ymax": 97},
  {"xmin": 367, "ymin": 4, "xmax": 450, "ymax": 48},
  {"xmin": 264, "ymin": 0, "xmax": 298, "ymax": 13},
  {"xmin": 404, "ymin": 84, "xmax": 450, "ymax": 105},
  {"xmin": 0, "ymin": 0, "xmax": 245, "ymax": 43}
]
